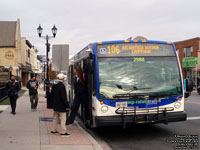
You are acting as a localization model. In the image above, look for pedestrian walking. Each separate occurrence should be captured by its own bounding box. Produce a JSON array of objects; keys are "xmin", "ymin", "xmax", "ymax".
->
[
  {"xmin": 26, "ymin": 75, "xmax": 39, "ymax": 112},
  {"xmin": 66, "ymin": 66, "xmax": 88, "ymax": 125},
  {"xmin": 51, "ymin": 73, "xmax": 70, "ymax": 136},
  {"xmin": 6, "ymin": 75, "xmax": 20, "ymax": 115}
]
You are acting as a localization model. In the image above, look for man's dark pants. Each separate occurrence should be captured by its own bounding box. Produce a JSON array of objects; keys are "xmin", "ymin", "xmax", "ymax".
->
[
  {"xmin": 66, "ymin": 91, "xmax": 89, "ymax": 125},
  {"xmin": 66, "ymin": 95, "xmax": 81, "ymax": 125},
  {"xmin": 9, "ymin": 95, "xmax": 18, "ymax": 113},
  {"xmin": 30, "ymin": 94, "xmax": 38, "ymax": 110}
]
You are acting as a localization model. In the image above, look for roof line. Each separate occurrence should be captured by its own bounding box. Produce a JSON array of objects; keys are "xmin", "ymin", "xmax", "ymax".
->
[
  {"xmin": 26, "ymin": 40, "xmax": 33, "ymax": 48},
  {"xmin": 14, "ymin": 20, "xmax": 17, "ymax": 47},
  {"xmin": 174, "ymin": 37, "xmax": 200, "ymax": 43}
]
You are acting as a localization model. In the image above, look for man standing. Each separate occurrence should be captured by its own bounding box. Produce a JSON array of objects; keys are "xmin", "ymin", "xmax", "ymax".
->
[
  {"xmin": 66, "ymin": 67, "xmax": 88, "ymax": 125},
  {"xmin": 6, "ymin": 75, "xmax": 20, "ymax": 115},
  {"xmin": 51, "ymin": 73, "xmax": 70, "ymax": 136},
  {"xmin": 26, "ymin": 75, "xmax": 39, "ymax": 112}
]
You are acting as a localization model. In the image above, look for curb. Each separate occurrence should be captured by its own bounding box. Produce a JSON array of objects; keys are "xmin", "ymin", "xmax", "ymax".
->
[
  {"xmin": 0, "ymin": 105, "xmax": 9, "ymax": 111},
  {"xmin": 75, "ymin": 122, "xmax": 105, "ymax": 150}
]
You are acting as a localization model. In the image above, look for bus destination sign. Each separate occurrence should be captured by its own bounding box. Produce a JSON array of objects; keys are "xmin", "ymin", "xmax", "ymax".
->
[{"xmin": 97, "ymin": 43, "xmax": 175, "ymax": 57}]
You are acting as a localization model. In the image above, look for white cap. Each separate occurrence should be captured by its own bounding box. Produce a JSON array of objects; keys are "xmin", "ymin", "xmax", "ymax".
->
[{"xmin": 57, "ymin": 73, "xmax": 65, "ymax": 80}]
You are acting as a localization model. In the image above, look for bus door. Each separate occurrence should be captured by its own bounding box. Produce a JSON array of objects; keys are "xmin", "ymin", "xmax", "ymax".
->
[
  {"xmin": 68, "ymin": 65, "xmax": 74, "ymax": 106},
  {"xmin": 83, "ymin": 57, "xmax": 95, "ymax": 127}
]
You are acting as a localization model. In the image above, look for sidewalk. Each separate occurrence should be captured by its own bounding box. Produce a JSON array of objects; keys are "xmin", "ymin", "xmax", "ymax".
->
[{"xmin": 0, "ymin": 89, "xmax": 104, "ymax": 150}]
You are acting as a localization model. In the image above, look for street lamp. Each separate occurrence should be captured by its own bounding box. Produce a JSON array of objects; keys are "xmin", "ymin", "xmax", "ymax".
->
[
  {"xmin": 37, "ymin": 24, "xmax": 57, "ymax": 108},
  {"xmin": 52, "ymin": 25, "xmax": 57, "ymax": 38},
  {"xmin": 16, "ymin": 69, "xmax": 19, "ymax": 81},
  {"xmin": 9, "ymin": 66, "xmax": 13, "ymax": 79}
]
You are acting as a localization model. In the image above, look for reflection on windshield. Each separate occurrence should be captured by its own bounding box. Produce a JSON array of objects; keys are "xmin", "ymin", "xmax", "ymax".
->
[{"xmin": 98, "ymin": 57, "xmax": 182, "ymax": 99}]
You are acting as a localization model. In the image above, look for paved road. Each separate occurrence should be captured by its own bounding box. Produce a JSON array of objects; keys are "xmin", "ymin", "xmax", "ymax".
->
[{"xmin": 86, "ymin": 92, "xmax": 200, "ymax": 150}]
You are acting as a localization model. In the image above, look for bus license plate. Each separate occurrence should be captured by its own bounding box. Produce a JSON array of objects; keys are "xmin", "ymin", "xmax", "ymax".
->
[{"xmin": 116, "ymin": 102, "xmax": 128, "ymax": 108}]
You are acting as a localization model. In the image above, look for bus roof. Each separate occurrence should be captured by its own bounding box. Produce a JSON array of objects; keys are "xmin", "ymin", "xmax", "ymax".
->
[
  {"xmin": 94, "ymin": 39, "xmax": 173, "ymax": 45},
  {"xmin": 76, "ymin": 39, "xmax": 173, "ymax": 55},
  {"xmin": 70, "ymin": 39, "xmax": 174, "ymax": 64}
]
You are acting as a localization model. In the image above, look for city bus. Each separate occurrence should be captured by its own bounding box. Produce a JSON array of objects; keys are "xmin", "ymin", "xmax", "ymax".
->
[{"xmin": 67, "ymin": 37, "xmax": 193, "ymax": 128}]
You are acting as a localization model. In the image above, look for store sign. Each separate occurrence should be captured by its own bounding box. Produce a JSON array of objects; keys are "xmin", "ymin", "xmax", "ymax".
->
[
  {"xmin": 0, "ymin": 66, "xmax": 9, "ymax": 83},
  {"xmin": 182, "ymin": 57, "xmax": 198, "ymax": 68},
  {"xmin": 5, "ymin": 51, "xmax": 14, "ymax": 60}
]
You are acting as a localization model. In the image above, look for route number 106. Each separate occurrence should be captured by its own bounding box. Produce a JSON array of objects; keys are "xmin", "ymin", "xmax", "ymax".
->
[{"xmin": 107, "ymin": 45, "xmax": 120, "ymax": 54}]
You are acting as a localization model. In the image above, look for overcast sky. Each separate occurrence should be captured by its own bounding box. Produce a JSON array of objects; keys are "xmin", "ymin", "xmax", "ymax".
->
[{"xmin": 1, "ymin": 0, "xmax": 200, "ymax": 57}]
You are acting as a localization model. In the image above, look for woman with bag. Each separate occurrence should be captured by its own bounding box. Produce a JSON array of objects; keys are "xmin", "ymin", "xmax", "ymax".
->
[{"xmin": 6, "ymin": 75, "xmax": 20, "ymax": 115}]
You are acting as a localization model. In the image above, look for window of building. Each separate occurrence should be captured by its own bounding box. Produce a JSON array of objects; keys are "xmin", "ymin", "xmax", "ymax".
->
[
  {"xmin": 26, "ymin": 49, "xmax": 28, "ymax": 61},
  {"xmin": 26, "ymin": 48, "xmax": 30, "ymax": 63},
  {"xmin": 184, "ymin": 46, "xmax": 193, "ymax": 57}
]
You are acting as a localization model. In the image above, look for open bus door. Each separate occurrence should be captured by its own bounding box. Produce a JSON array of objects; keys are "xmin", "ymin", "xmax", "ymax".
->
[
  {"xmin": 68, "ymin": 65, "xmax": 74, "ymax": 107},
  {"xmin": 81, "ymin": 55, "xmax": 94, "ymax": 128}
]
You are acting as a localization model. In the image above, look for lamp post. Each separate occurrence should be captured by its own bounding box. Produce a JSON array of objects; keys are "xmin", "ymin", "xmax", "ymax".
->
[
  {"xmin": 37, "ymin": 24, "xmax": 57, "ymax": 108},
  {"xmin": 16, "ymin": 69, "xmax": 19, "ymax": 81},
  {"xmin": 9, "ymin": 66, "xmax": 13, "ymax": 79},
  {"xmin": 43, "ymin": 63, "xmax": 46, "ymax": 91}
]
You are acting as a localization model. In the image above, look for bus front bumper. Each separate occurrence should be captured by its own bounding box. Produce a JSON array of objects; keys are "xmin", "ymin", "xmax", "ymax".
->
[{"xmin": 95, "ymin": 111, "xmax": 187, "ymax": 127}]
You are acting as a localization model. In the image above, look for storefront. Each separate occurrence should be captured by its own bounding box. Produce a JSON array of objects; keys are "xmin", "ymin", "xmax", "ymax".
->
[{"xmin": 183, "ymin": 57, "xmax": 199, "ymax": 85}]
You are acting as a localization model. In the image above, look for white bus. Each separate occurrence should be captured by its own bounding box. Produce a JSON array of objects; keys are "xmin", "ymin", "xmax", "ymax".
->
[{"xmin": 67, "ymin": 38, "xmax": 193, "ymax": 128}]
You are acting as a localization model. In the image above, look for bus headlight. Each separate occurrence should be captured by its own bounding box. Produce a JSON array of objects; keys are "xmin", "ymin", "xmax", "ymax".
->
[
  {"xmin": 174, "ymin": 102, "xmax": 181, "ymax": 109},
  {"xmin": 101, "ymin": 106, "xmax": 108, "ymax": 113}
]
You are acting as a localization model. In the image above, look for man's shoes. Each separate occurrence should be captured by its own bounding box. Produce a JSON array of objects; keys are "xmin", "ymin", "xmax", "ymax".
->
[
  {"xmin": 66, "ymin": 122, "xmax": 74, "ymax": 125},
  {"xmin": 60, "ymin": 132, "xmax": 71, "ymax": 137},
  {"xmin": 11, "ymin": 112, "xmax": 16, "ymax": 115},
  {"xmin": 51, "ymin": 131, "xmax": 59, "ymax": 134}
]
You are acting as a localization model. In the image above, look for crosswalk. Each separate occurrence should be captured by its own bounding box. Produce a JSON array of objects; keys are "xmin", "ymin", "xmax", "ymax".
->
[{"xmin": 187, "ymin": 116, "xmax": 200, "ymax": 120}]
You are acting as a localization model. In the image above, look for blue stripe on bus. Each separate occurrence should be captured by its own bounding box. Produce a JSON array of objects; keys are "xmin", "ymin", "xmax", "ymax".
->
[
  {"xmin": 93, "ymin": 43, "xmax": 100, "ymax": 99},
  {"xmin": 97, "ymin": 96, "xmax": 182, "ymax": 108},
  {"xmin": 94, "ymin": 40, "xmax": 171, "ymax": 45}
]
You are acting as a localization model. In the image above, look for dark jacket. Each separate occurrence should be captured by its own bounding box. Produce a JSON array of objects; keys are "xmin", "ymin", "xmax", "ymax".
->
[
  {"xmin": 6, "ymin": 80, "xmax": 20, "ymax": 97},
  {"xmin": 51, "ymin": 80, "xmax": 70, "ymax": 112},
  {"xmin": 26, "ymin": 80, "xmax": 38, "ymax": 95},
  {"xmin": 74, "ymin": 76, "xmax": 88, "ymax": 95}
]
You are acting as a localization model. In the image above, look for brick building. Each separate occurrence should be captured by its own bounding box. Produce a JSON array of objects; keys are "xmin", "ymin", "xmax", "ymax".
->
[
  {"xmin": 174, "ymin": 37, "xmax": 200, "ymax": 85},
  {"xmin": 21, "ymin": 38, "xmax": 32, "ymax": 86},
  {"xmin": 21, "ymin": 38, "xmax": 43, "ymax": 86}
]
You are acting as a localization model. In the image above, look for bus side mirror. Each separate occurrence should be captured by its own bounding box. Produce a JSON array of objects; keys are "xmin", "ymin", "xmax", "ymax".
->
[
  {"xmin": 184, "ymin": 78, "xmax": 193, "ymax": 98},
  {"xmin": 184, "ymin": 92, "xmax": 190, "ymax": 98},
  {"xmin": 186, "ymin": 78, "xmax": 193, "ymax": 92}
]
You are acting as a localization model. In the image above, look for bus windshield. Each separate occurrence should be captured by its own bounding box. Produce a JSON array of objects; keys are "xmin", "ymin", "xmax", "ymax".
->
[{"xmin": 98, "ymin": 57, "xmax": 182, "ymax": 99}]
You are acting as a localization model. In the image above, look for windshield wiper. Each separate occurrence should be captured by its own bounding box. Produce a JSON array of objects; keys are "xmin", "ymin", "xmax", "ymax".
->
[
  {"xmin": 111, "ymin": 92, "xmax": 181, "ymax": 104},
  {"xmin": 133, "ymin": 87, "xmax": 152, "ymax": 90},
  {"xmin": 116, "ymin": 85, "xmax": 152, "ymax": 91},
  {"xmin": 116, "ymin": 84, "xmax": 123, "ymax": 89},
  {"xmin": 111, "ymin": 93, "xmax": 149, "ymax": 104},
  {"xmin": 149, "ymin": 92, "xmax": 181, "ymax": 99},
  {"xmin": 113, "ymin": 93, "xmax": 147, "ymax": 100}
]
